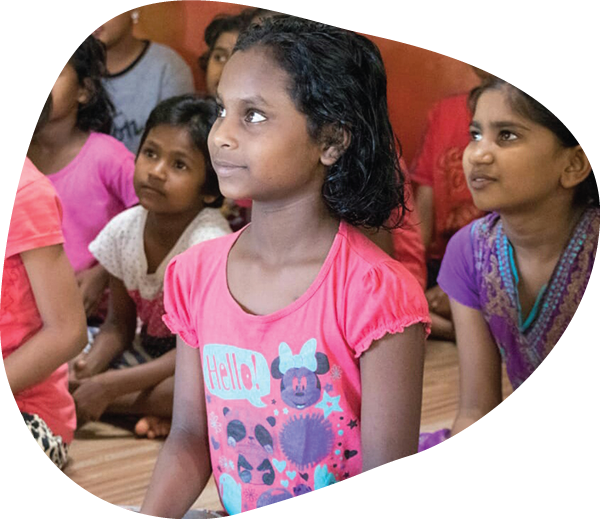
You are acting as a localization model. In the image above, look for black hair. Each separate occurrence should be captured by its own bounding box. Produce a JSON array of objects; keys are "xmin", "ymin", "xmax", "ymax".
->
[
  {"xmin": 234, "ymin": 17, "xmax": 405, "ymax": 229},
  {"xmin": 138, "ymin": 94, "xmax": 223, "ymax": 208},
  {"xmin": 469, "ymin": 77, "xmax": 598, "ymax": 208},
  {"xmin": 69, "ymin": 35, "xmax": 114, "ymax": 134},
  {"xmin": 198, "ymin": 12, "xmax": 251, "ymax": 72}
]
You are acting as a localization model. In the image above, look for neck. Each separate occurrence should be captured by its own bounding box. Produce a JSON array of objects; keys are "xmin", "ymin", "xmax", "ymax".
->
[
  {"xmin": 245, "ymin": 192, "xmax": 340, "ymax": 264},
  {"xmin": 145, "ymin": 205, "xmax": 204, "ymax": 245},
  {"xmin": 501, "ymin": 194, "xmax": 585, "ymax": 262},
  {"xmin": 30, "ymin": 118, "xmax": 87, "ymax": 151},
  {"xmin": 105, "ymin": 35, "xmax": 146, "ymax": 75}
]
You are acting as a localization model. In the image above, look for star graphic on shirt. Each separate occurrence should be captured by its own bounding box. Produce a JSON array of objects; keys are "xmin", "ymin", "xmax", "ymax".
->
[
  {"xmin": 347, "ymin": 419, "xmax": 358, "ymax": 429},
  {"xmin": 315, "ymin": 391, "xmax": 344, "ymax": 418},
  {"xmin": 271, "ymin": 399, "xmax": 277, "ymax": 405},
  {"xmin": 343, "ymin": 472, "xmax": 350, "ymax": 479}
]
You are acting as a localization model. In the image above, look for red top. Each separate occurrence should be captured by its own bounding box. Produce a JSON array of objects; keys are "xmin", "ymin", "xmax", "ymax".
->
[
  {"xmin": 1, "ymin": 158, "xmax": 76, "ymax": 443},
  {"xmin": 410, "ymin": 94, "xmax": 484, "ymax": 260}
]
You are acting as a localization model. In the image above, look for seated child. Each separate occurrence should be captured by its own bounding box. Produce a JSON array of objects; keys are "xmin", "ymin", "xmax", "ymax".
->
[
  {"xmin": 2, "ymin": 96, "xmax": 87, "ymax": 468},
  {"xmin": 70, "ymin": 95, "xmax": 231, "ymax": 439},
  {"xmin": 94, "ymin": 9, "xmax": 194, "ymax": 153},
  {"xmin": 140, "ymin": 17, "xmax": 429, "ymax": 517},
  {"xmin": 419, "ymin": 77, "xmax": 598, "ymax": 451},
  {"xmin": 27, "ymin": 36, "xmax": 138, "ymax": 320}
]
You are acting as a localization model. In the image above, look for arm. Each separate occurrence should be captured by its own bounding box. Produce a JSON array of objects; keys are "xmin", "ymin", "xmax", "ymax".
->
[
  {"xmin": 360, "ymin": 325, "xmax": 425, "ymax": 471},
  {"xmin": 76, "ymin": 263, "xmax": 109, "ymax": 317},
  {"xmin": 4, "ymin": 244, "xmax": 87, "ymax": 395},
  {"xmin": 414, "ymin": 184, "xmax": 434, "ymax": 249},
  {"xmin": 72, "ymin": 348, "xmax": 176, "ymax": 423},
  {"xmin": 140, "ymin": 336, "xmax": 212, "ymax": 518},
  {"xmin": 73, "ymin": 275, "xmax": 137, "ymax": 379},
  {"xmin": 449, "ymin": 299, "xmax": 503, "ymax": 436}
]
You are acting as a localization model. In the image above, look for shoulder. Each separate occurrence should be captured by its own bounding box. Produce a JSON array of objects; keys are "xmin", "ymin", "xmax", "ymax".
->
[
  {"xmin": 87, "ymin": 132, "xmax": 134, "ymax": 158},
  {"xmin": 145, "ymin": 42, "xmax": 191, "ymax": 70},
  {"xmin": 171, "ymin": 229, "xmax": 238, "ymax": 277},
  {"xmin": 339, "ymin": 222, "xmax": 426, "ymax": 296},
  {"xmin": 90, "ymin": 205, "xmax": 143, "ymax": 250},
  {"xmin": 17, "ymin": 158, "xmax": 61, "ymax": 210}
]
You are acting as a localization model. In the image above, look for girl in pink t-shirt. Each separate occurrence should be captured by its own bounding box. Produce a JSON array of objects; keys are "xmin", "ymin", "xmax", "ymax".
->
[
  {"xmin": 141, "ymin": 18, "xmax": 430, "ymax": 517},
  {"xmin": 28, "ymin": 36, "xmax": 138, "ymax": 320},
  {"xmin": 2, "ymin": 97, "xmax": 87, "ymax": 468}
]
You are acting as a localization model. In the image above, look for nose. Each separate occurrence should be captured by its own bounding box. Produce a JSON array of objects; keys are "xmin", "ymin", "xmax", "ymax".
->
[
  {"xmin": 464, "ymin": 139, "xmax": 494, "ymax": 167},
  {"xmin": 148, "ymin": 158, "xmax": 168, "ymax": 181},
  {"xmin": 210, "ymin": 113, "xmax": 237, "ymax": 150}
]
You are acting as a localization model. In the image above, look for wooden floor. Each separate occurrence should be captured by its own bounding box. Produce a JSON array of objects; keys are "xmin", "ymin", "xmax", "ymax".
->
[{"xmin": 63, "ymin": 340, "xmax": 511, "ymax": 511}]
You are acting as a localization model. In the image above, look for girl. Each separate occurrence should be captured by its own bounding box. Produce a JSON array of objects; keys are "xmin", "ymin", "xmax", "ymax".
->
[
  {"xmin": 419, "ymin": 78, "xmax": 598, "ymax": 451},
  {"xmin": 94, "ymin": 9, "xmax": 194, "ymax": 153},
  {"xmin": 70, "ymin": 95, "xmax": 232, "ymax": 439},
  {"xmin": 27, "ymin": 35, "xmax": 138, "ymax": 320},
  {"xmin": 199, "ymin": 12, "xmax": 250, "ymax": 98},
  {"xmin": 141, "ymin": 18, "xmax": 430, "ymax": 517},
  {"xmin": 2, "ymin": 94, "xmax": 87, "ymax": 468}
]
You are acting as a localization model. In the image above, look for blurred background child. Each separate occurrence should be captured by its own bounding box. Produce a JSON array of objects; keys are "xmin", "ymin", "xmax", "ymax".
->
[
  {"xmin": 70, "ymin": 95, "xmax": 231, "ymax": 440},
  {"xmin": 28, "ymin": 36, "xmax": 138, "ymax": 322},
  {"xmin": 2, "ymin": 95, "xmax": 87, "ymax": 468},
  {"xmin": 419, "ymin": 78, "xmax": 598, "ymax": 450},
  {"xmin": 94, "ymin": 9, "xmax": 194, "ymax": 153}
]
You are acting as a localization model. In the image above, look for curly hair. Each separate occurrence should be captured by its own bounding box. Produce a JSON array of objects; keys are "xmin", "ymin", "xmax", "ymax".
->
[
  {"xmin": 69, "ymin": 35, "xmax": 114, "ymax": 134},
  {"xmin": 234, "ymin": 17, "xmax": 405, "ymax": 229},
  {"xmin": 138, "ymin": 94, "xmax": 224, "ymax": 208},
  {"xmin": 469, "ymin": 77, "xmax": 598, "ymax": 208}
]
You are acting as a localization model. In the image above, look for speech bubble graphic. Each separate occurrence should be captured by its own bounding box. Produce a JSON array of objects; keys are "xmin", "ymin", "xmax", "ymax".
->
[{"xmin": 202, "ymin": 344, "xmax": 271, "ymax": 408}]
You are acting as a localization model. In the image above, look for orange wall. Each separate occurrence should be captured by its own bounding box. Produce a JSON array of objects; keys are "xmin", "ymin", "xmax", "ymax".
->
[{"xmin": 128, "ymin": 1, "xmax": 480, "ymax": 165}]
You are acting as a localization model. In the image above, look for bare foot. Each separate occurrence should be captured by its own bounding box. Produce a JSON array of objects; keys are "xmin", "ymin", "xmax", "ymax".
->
[{"xmin": 135, "ymin": 416, "xmax": 171, "ymax": 439}]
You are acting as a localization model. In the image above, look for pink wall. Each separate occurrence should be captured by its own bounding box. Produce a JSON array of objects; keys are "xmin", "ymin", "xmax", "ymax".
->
[{"xmin": 130, "ymin": 1, "xmax": 480, "ymax": 165}]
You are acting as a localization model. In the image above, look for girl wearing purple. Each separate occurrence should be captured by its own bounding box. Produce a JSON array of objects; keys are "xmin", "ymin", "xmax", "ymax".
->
[{"xmin": 419, "ymin": 78, "xmax": 598, "ymax": 450}]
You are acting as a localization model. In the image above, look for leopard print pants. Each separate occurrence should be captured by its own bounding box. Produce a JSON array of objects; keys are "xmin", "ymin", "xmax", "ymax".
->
[{"xmin": 22, "ymin": 412, "xmax": 69, "ymax": 469}]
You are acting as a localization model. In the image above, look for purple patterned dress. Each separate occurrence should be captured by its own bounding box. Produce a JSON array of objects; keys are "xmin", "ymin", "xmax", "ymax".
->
[{"xmin": 419, "ymin": 207, "xmax": 599, "ymax": 451}]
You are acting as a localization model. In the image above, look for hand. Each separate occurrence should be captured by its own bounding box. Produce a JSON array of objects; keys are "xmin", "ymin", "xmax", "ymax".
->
[
  {"xmin": 76, "ymin": 265, "xmax": 108, "ymax": 317},
  {"xmin": 72, "ymin": 373, "xmax": 114, "ymax": 423},
  {"xmin": 71, "ymin": 350, "xmax": 105, "ymax": 380},
  {"xmin": 425, "ymin": 285, "xmax": 451, "ymax": 318}
]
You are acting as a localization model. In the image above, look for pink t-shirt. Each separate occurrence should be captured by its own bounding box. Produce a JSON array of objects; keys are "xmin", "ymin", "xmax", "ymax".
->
[
  {"xmin": 1, "ymin": 158, "xmax": 76, "ymax": 443},
  {"xmin": 46, "ymin": 132, "xmax": 138, "ymax": 272},
  {"xmin": 163, "ymin": 221, "xmax": 430, "ymax": 514}
]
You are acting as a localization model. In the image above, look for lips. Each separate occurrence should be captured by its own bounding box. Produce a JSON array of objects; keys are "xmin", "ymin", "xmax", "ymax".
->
[
  {"xmin": 138, "ymin": 184, "xmax": 166, "ymax": 197},
  {"xmin": 212, "ymin": 159, "xmax": 247, "ymax": 177},
  {"xmin": 468, "ymin": 172, "xmax": 496, "ymax": 189}
]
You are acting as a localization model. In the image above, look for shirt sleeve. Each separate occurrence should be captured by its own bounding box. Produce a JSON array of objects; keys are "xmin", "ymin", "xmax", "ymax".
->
[
  {"xmin": 159, "ymin": 51, "xmax": 194, "ymax": 99},
  {"xmin": 6, "ymin": 177, "xmax": 63, "ymax": 258},
  {"xmin": 346, "ymin": 260, "xmax": 431, "ymax": 358},
  {"xmin": 105, "ymin": 145, "xmax": 138, "ymax": 209},
  {"xmin": 437, "ymin": 223, "xmax": 481, "ymax": 309},
  {"xmin": 162, "ymin": 254, "xmax": 200, "ymax": 348},
  {"xmin": 88, "ymin": 213, "xmax": 125, "ymax": 280}
]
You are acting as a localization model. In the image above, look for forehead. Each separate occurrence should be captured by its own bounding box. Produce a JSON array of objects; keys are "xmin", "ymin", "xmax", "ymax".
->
[
  {"xmin": 218, "ymin": 47, "xmax": 291, "ymax": 102},
  {"xmin": 145, "ymin": 125, "xmax": 198, "ymax": 153},
  {"xmin": 474, "ymin": 89, "xmax": 527, "ymax": 123},
  {"xmin": 213, "ymin": 31, "xmax": 239, "ymax": 52}
]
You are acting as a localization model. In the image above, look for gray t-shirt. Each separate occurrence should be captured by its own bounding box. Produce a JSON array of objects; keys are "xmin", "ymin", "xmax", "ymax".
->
[{"xmin": 104, "ymin": 41, "xmax": 194, "ymax": 153}]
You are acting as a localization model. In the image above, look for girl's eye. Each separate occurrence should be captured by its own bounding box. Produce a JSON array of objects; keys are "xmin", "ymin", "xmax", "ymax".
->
[
  {"xmin": 174, "ymin": 160, "xmax": 187, "ymax": 170},
  {"xmin": 469, "ymin": 129, "xmax": 482, "ymax": 141},
  {"xmin": 216, "ymin": 105, "xmax": 226, "ymax": 118},
  {"xmin": 142, "ymin": 148, "xmax": 157, "ymax": 158},
  {"xmin": 499, "ymin": 130, "xmax": 518, "ymax": 141},
  {"xmin": 245, "ymin": 110, "xmax": 266, "ymax": 123}
]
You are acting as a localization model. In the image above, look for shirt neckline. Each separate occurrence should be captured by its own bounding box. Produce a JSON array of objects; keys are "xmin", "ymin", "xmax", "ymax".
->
[{"xmin": 221, "ymin": 221, "xmax": 345, "ymax": 323}]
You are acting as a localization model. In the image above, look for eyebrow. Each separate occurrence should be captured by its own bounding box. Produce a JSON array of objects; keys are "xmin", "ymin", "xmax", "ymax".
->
[
  {"xmin": 470, "ymin": 120, "xmax": 531, "ymax": 131},
  {"xmin": 215, "ymin": 94, "xmax": 271, "ymax": 107}
]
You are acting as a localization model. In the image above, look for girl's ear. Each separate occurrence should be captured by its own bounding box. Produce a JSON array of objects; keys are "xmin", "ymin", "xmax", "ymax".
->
[
  {"xmin": 77, "ymin": 78, "xmax": 94, "ymax": 106},
  {"xmin": 560, "ymin": 145, "xmax": 592, "ymax": 190},
  {"xmin": 202, "ymin": 194, "xmax": 218, "ymax": 205},
  {"xmin": 320, "ymin": 124, "xmax": 351, "ymax": 167}
]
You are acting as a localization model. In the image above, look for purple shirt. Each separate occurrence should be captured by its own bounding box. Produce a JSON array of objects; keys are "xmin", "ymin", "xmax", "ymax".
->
[{"xmin": 438, "ymin": 209, "xmax": 599, "ymax": 389}]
